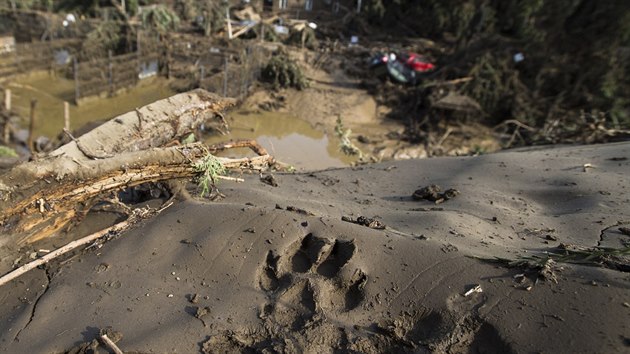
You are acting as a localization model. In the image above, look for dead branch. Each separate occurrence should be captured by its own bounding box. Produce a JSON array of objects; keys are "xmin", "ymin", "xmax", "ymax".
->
[
  {"xmin": 208, "ymin": 139, "xmax": 269, "ymax": 156},
  {"xmin": 0, "ymin": 220, "xmax": 131, "ymax": 287},
  {"xmin": 0, "ymin": 90, "xmax": 270, "ymax": 247},
  {"xmin": 0, "ymin": 143, "xmax": 272, "ymax": 245},
  {"xmin": 100, "ymin": 334, "xmax": 124, "ymax": 354}
]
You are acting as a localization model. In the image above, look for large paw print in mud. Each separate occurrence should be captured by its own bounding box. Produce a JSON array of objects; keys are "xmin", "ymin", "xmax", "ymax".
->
[{"xmin": 257, "ymin": 233, "xmax": 367, "ymax": 329}]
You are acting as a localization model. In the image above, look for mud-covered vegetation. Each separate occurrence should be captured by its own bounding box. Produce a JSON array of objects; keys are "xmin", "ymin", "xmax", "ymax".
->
[
  {"xmin": 362, "ymin": 0, "xmax": 630, "ymax": 145},
  {"xmin": 261, "ymin": 52, "xmax": 309, "ymax": 90}
]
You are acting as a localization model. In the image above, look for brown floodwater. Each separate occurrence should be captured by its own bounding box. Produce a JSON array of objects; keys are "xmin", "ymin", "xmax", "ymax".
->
[
  {"xmin": 9, "ymin": 72, "xmax": 175, "ymax": 138},
  {"xmin": 208, "ymin": 110, "xmax": 357, "ymax": 170},
  {"xmin": 8, "ymin": 72, "xmax": 356, "ymax": 169}
]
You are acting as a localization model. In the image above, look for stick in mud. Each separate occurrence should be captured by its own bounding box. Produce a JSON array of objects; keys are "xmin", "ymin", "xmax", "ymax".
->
[
  {"xmin": 27, "ymin": 99, "xmax": 36, "ymax": 153},
  {"xmin": 0, "ymin": 219, "xmax": 134, "ymax": 287},
  {"xmin": 3, "ymin": 89, "xmax": 9, "ymax": 111},
  {"xmin": 100, "ymin": 334, "xmax": 124, "ymax": 354}
]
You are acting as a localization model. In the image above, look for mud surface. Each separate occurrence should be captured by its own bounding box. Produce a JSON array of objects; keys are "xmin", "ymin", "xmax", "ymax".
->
[{"xmin": 1, "ymin": 142, "xmax": 629, "ymax": 353}]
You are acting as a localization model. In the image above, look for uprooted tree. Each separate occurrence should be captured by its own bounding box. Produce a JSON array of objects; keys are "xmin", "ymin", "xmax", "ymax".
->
[{"xmin": 0, "ymin": 89, "xmax": 273, "ymax": 248}]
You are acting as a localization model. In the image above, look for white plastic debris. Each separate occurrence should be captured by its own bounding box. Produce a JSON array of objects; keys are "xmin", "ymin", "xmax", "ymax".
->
[{"xmin": 464, "ymin": 284, "xmax": 483, "ymax": 297}]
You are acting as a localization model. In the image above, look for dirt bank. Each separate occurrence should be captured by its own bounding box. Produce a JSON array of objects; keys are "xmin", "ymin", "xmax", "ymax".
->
[{"xmin": 1, "ymin": 141, "xmax": 628, "ymax": 353}]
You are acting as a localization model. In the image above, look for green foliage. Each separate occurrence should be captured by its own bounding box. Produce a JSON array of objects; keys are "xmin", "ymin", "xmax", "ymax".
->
[
  {"xmin": 173, "ymin": 0, "xmax": 227, "ymax": 36},
  {"xmin": 193, "ymin": 153, "xmax": 225, "ymax": 198},
  {"xmin": 0, "ymin": 146, "xmax": 17, "ymax": 157},
  {"xmin": 141, "ymin": 4, "xmax": 180, "ymax": 33},
  {"xmin": 82, "ymin": 21, "xmax": 123, "ymax": 58},
  {"xmin": 261, "ymin": 53, "xmax": 309, "ymax": 90}
]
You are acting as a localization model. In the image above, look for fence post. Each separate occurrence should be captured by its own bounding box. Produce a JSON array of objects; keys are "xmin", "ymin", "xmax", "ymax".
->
[
  {"xmin": 73, "ymin": 57, "xmax": 80, "ymax": 104},
  {"xmin": 108, "ymin": 50, "xmax": 114, "ymax": 96},
  {"xmin": 4, "ymin": 89, "xmax": 10, "ymax": 111},
  {"xmin": 223, "ymin": 56, "xmax": 229, "ymax": 97},
  {"xmin": 199, "ymin": 66, "xmax": 205, "ymax": 88},
  {"xmin": 64, "ymin": 101, "xmax": 70, "ymax": 131},
  {"xmin": 27, "ymin": 100, "xmax": 37, "ymax": 154}
]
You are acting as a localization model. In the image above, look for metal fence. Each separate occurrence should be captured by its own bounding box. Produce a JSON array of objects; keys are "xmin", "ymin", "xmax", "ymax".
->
[
  {"xmin": 0, "ymin": 39, "xmax": 80, "ymax": 81},
  {"xmin": 1, "ymin": 34, "xmax": 272, "ymax": 103}
]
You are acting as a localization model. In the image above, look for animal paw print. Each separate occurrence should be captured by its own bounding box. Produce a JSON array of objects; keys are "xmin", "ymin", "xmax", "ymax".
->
[{"xmin": 257, "ymin": 233, "xmax": 367, "ymax": 329}]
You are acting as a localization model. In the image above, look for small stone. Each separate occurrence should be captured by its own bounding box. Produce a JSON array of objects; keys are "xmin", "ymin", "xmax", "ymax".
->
[{"xmin": 167, "ymin": 294, "xmax": 174, "ymax": 298}]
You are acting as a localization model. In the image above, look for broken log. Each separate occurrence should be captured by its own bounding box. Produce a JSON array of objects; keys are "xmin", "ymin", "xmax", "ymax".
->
[{"xmin": 0, "ymin": 89, "xmax": 271, "ymax": 247}]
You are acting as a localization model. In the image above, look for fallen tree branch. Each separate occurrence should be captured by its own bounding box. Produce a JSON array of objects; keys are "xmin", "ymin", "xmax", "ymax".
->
[
  {"xmin": 0, "ymin": 90, "xmax": 270, "ymax": 247},
  {"xmin": 1, "ymin": 144, "xmax": 272, "ymax": 245}
]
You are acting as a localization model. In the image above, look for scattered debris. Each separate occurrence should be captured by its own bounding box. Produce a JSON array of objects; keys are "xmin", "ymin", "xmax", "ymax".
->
[
  {"xmin": 285, "ymin": 205, "xmax": 315, "ymax": 216},
  {"xmin": 65, "ymin": 327, "xmax": 124, "ymax": 354},
  {"xmin": 473, "ymin": 243, "xmax": 630, "ymax": 287},
  {"xmin": 441, "ymin": 243, "xmax": 459, "ymax": 253},
  {"xmin": 260, "ymin": 174, "xmax": 278, "ymax": 187},
  {"xmin": 194, "ymin": 306, "xmax": 212, "ymax": 327},
  {"xmin": 260, "ymin": 52, "xmax": 309, "ymax": 90},
  {"xmin": 341, "ymin": 215, "xmax": 386, "ymax": 230},
  {"xmin": 412, "ymin": 184, "xmax": 459, "ymax": 204},
  {"xmin": 463, "ymin": 284, "xmax": 482, "ymax": 297}
]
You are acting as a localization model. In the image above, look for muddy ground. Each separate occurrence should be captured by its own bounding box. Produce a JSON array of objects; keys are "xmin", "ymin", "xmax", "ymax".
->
[
  {"xmin": 0, "ymin": 141, "xmax": 628, "ymax": 353},
  {"xmin": 239, "ymin": 46, "xmax": 502, "ymax": 163}
]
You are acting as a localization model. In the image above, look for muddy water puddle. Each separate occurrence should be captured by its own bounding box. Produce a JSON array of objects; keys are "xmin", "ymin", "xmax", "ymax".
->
[
  {"xmin": 9, "ymin": 72, "xmax": 175, "ymax": 138},
  {"xmin": 8, "ymin": 72, "xmax": 355, "ymax": 169},
  {"xmin": 207, "ymin": 110, "xmax": 357, "ymax": 170}
]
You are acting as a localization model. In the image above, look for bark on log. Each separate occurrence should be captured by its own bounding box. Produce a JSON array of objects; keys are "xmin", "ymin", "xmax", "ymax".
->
[{"xmin": 0, "ymin": 89, "xmax": 269, "ymax": 248}]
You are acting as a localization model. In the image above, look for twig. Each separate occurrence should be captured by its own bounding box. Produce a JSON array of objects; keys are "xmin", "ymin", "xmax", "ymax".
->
[
  {"xmin": 436, "ymin": 127, "xmax": 453, "ymax": 148},
  {"xmin": 215, "ymin": 175, "xmax": 244, "ymax": 182},
  {"xmin": 100, "ymin": 334, "xmax": 124, "ymax": 354},
  {"xmin": 208, "ymin": 139, "xmax": 269, "ymax": 156},
  {"xmin": 0, "ymin": 220, "xmax": 130, "ymax": 287},
  {"xmin": 496, "ymin": 119, "xmax": 537, "ymax": 132}
]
